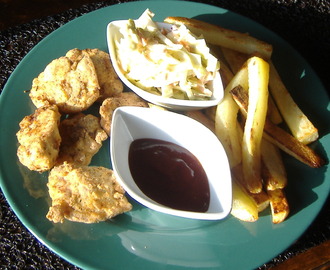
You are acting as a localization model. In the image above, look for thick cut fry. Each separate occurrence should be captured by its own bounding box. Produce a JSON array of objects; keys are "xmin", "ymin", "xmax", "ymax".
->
[
  {"xmin": 261, "ymin": 139, "xmax": 287, "ymax": 190},
  {"xmin": 269, "ymin": 62, "xmax": 319, "ymax": 144},
  {"xmin": 215, "ymin": 64, "xmax": 248, "ymax": 168},
  {"xmin": 241, "ymin": 57, "xmax": 269, "ymax": 193},
  {"xmin": 164, "ymin": 17, "xmax": 273, "ymax": 60},
  {"xmin": 231, "ymin": 178, "xmax": 258, "ymax": 222},
  {"xmin": 250, "ymin": 191, "xmax": 270, "ymax": 212},
  {"xmin": 263, "ymin": 122, "xmax": 325, "ymax": 168},
  {"xmin": 221, "ymin": 47, "xmax": 282, "ymax": 124},
  {"xmin": 221, "ymin": 47, "xmax": 248, "ymax": 74},
  {"xmin": 267, "ymin": 94, "xmax": 283, "ymax": 125},
  {"xmin": 267, "ymin": 189, "xmax": 289, "ymax": 224},
  {"xmin": 230, "ymin": 85, "xmax": 326, "ymax": 168},
  {"xmin": 232, "ymin": 164, "xmax": 270, "ymax": 212}
]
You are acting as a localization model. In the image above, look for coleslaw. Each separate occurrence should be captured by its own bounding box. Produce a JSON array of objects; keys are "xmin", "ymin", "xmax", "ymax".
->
[{"xmin": 115, "ymin": 9, "xmax": 220, "ymax": 100}]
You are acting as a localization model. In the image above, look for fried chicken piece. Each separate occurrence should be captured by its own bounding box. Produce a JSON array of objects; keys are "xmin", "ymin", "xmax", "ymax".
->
[
  {"xmin": 99, "ymin": 92, "xmax": 148, "ymax": 136},
  {"xmin": 66, "ymin": 48, "xmax": 123, "ymax": 102},
  {"xmin": 56, "ymin": 113, "xmax": 108, "ymax": 166},
  {"xmin": 16, "ymin": 104, "xmax": 61, "ymax": 172},
  {"xmin": 46, "ymin": 163, "xmax": 132, "ymax": 223},
  {"xmin": 29, "ymin": 54, "xmax": 100, "ymax": 114}
]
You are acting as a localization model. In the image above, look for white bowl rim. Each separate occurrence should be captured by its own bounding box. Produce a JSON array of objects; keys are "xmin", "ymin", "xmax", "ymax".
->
[
  {"xmin": 107, "ymin": 20, "xmax": 224, "ymax": 111},
  {"xmin": 110, "ymin": 106, "xmax": 232, "ymax": 220}
]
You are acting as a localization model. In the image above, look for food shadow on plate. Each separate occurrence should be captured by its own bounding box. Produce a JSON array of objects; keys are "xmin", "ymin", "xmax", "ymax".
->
[
  {"xmin": 17, "ymin": 160, "xmax": 49, "ymax": 199},
  {"xmin": 284, "ymin": 155, "xmax": 327, "ymax": 218}
]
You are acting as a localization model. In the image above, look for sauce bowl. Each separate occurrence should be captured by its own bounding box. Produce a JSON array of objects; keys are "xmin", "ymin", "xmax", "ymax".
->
[
  {"xmin": 110, "ymin": 106, "xmax": 232, "ymax": 220},
  {"xmin": 107, "ymin": 20, "xmax": 224, "ymax": 111}
]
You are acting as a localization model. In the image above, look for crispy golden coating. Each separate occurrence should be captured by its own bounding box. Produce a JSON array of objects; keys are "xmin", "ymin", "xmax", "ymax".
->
[
  {"xmin": 16, "ymin": 104, "xmax": 61, "ymax": 172},
  {"xmin": 46, "ymin": 163, "xmax": 132, "ymax": 223},
  {"xmin": 56, "ymin": 113, "xmax": 108, "ymax": 166},
  {"xmin": 29, "ymin": 54, "xmax": 100, "ymax": 114},
  {"xmin": 99, "ymin": 92, "xmax": 148, "ymax": 136},
  {"xmin": 66, "ymin": 48, "xmax": 123, "ymax": 102}
]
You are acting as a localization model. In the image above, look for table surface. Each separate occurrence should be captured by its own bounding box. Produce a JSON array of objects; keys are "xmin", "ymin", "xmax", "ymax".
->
[{"xmin": 0, "ymin": 0, "xmax": 329, "ymax": 269}]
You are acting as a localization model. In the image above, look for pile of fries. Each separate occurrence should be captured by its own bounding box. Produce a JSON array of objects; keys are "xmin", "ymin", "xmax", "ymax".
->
[{"xmin": 165, "ymin": 17, "xmax": 326, "ymax": 224}]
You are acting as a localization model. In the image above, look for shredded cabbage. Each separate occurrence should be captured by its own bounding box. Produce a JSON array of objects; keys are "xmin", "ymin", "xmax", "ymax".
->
[{"xmin": 115, "ymin": 9, "xmax": 220, "ymax": 100}]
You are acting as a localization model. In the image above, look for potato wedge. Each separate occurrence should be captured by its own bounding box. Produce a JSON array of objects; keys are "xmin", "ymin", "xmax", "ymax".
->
[
  {"xmin": 221, "ymin": 47, "xmax": 248, "ymax": 74},
  {"xmin": 241, "ymin": 56, "xmax": 269, "ymax": 193},
  {"xmin": 232, "ymin": 162, "xmax": 270, "ymax": 212},
  {"xmin": 250, "ymin": 191, "xmax": 270, "ymax": 212},
  {"xmin": 267, "ymin": 94, "xmax": 283, "ymax": 125},
  {"xmin": 221, "ymin": 47, "xmax": 282, "ymax": 124},
  {"xmin": 261, "ymin": 139, "xmax": 287, "ymax": 190},
  {"xmin": 267, "ymin": 189, "xmax": 289, "ymax": 224},
  {"xmin": 164, "ymin": 17, "xmax": 273, "ymax": 60},
  {"xmin": 231, "ymin": 178, "xmax": 259, "ymax": 222},
  {"xmin": 269, "ymin": 62, "xmax": 319, "ymax": 144},
  {"xmin": 263, "ymin": 121, "xmax": 325, "ymax": 168},
  {"xmin": 230, "ymin": 85, "xmax": 325, "ymax": 168},
  {"xmin": 215, "ymin": 64, "xmax": 248, "ymax": 168}
]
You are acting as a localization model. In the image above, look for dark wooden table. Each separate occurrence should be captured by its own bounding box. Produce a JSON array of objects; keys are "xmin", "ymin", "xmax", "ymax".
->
[{"xmin": 0, "ymin": 0, "xmax": 329, "ymax": 269}]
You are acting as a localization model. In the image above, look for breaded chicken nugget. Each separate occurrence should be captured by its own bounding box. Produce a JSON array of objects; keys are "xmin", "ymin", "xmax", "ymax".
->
[
  {"xmin": 99, "ymin": 92, "xmax": 148, "ymax": 136},
  {"xmin": 56, "ymin": 113, "xmax": 108, "ymax": 166},
  {"xmin": 29, "ymin": 54, "xmax": 100, "ymax": 114},
  {"xmin": 66, "ymin": 48, "xmax": 123, "ymax": 102},
  {"xmin": 46, "ymin": 163, "xmax": 132, "ymax": 223},
  {"xmin": 16, "ymin": 104, "xmax": 61, "ymax": 172}
]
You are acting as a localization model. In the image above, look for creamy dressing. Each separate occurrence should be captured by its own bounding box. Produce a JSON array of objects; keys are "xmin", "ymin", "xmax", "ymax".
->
[{"xmin": 115, "ymin": 9, "xmax": 220, "ymax": 100}]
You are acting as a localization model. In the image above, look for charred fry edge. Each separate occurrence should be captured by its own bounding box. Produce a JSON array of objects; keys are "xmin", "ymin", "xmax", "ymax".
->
[
  {"xmin": 261, "ymin": 139, "xmax": 288, "ymax": 190},
  {"xmin": 267, "ymin": 189, "xmax": 290, "ymax": 224},
  {"xmin": 230, "ymin": 85, "xmax": 325, "ymax": 168}
]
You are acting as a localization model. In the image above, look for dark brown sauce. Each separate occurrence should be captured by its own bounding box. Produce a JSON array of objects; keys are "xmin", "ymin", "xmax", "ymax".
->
[{"xmin": 128, "ymin": 138, "xmax": 210, "ymax": 212}]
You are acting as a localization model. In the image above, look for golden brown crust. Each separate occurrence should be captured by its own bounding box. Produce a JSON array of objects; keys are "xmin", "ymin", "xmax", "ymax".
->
[
  {"xmin": 16, "ymin": 104, "xmax": 61, "ymax": 172},
  {"xmin": 66, "ymin": 48, "xmax": 123, "ymax": 102},
  {"xmin": 56, "ymin": 113, "xmax": 108, "ymax": 166},
  {"xmin": 230, "ymin": 84, "xmax": 326, "ymax": 168},
  {"xmin": 99, "ymin": 92, "xmax": 148, "ymax": 136},
  {"xmin": 29, "ymin": 54, "xmax": 100, "ymax": 114},
  {"xmin": 46, "ymin": 163, "xmax": 132, "ymax": 223},
  {"xmin": 267, "ymin": 189, "xmax": 289, "ymax": 224}
]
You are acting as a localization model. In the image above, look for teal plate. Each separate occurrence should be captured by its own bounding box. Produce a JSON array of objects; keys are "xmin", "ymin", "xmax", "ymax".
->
[{"xmin": 0, "ymin": 1, "xmax": 329, "ymax": 269}]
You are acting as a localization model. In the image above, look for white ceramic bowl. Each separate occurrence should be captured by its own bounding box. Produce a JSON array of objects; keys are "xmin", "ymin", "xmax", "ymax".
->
[
  {"xmin": 107, "ymin": 20, "xmax": 224, "ymax": 111},
  {"xmin": 110, "ymin": 106, "xmax": 232, "ymax": 220}
]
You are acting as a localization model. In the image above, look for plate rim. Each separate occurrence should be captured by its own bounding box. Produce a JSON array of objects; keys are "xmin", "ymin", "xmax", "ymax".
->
[{"xmin": 0, "ymin": 1, "xmax": 329, "ymax": 269}]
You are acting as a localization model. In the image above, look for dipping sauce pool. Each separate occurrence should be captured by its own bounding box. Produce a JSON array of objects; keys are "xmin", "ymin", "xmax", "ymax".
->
[{"xmin": 129, "ymin": 138, "xmax": 210, "ymax": 212}]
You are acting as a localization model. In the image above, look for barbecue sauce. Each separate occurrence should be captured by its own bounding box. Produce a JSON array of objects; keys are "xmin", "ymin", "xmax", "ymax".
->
[{"xmin": 129, "ymin": 138, "xmax": 210, "ymax": 212}]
